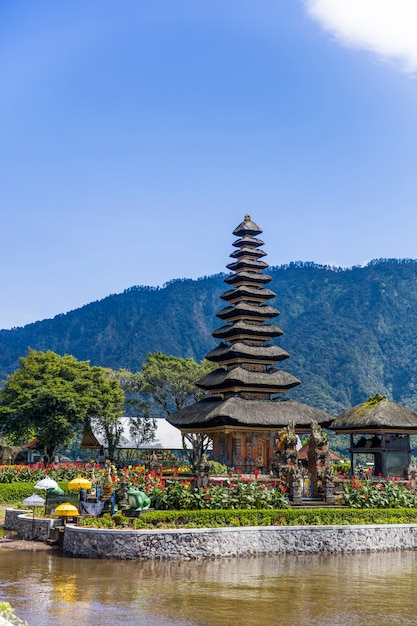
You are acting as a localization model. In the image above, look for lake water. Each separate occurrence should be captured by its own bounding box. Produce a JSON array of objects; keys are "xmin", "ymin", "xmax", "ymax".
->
[{"xmin": 1, "ymin": 547, "xmax": 417, "ymax": 626}]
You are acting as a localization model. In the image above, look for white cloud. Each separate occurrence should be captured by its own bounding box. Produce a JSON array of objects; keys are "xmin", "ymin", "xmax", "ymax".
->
[{"xmin": 304, "ymin": 0, "xmax": 417, "ymax": 73}]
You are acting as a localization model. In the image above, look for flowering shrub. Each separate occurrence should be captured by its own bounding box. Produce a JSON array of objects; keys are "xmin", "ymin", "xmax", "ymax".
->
[
  {"xmin": 159, "ymin": 465, "xmax": 191, "ymax": 475},
  {"xmin": 334, "ymin": 461, "xmax": 351, "ymax": 477},
  {"xmin": 0, "ymin": 462, "xmax": 148, "ymax": 486},
  {"xmin": 0, "ymin": 463, "xmax": 288, "ymax": 511},
  {"xmin": 0, "ymin": 463, "xmax": 95, "ymax": 484},
  {"xmin": 80, "ymin": 514, "xmax": 116, "ymax": 529},
  {"xmin": 141, "ymin": 473, "xmax": 288, "ymax": 510},
  {"xmin": 342, "ymin": 478, "xmax": 417, "ymax": 508}
]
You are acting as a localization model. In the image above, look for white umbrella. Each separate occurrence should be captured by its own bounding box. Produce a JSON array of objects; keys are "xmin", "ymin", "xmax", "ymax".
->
[
  {"xmin": 35, "ymin": 477, "xmax": 59, "ymax": 515},
  {"xmin": 34, "ymin": 477, "xmax": 58, "ymax": 490},
  {"xmin": 23, "ymin": 494, "xmax": 46, "ymax": 540},
  {"xmin": 23, "ymin": 494, "xmax": 45, "ymax": 507}
]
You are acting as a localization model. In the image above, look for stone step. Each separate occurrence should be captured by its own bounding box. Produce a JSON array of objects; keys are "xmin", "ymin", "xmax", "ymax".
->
[{"xmin": 290, "ymin": 499, "xmax": 340, "ymax": 508}]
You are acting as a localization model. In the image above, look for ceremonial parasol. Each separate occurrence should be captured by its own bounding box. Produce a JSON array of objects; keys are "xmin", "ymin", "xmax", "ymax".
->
[
  {"xmin": 35, "ymin": 477, "xmax": 59, "ymax": 514},
  {"xmin": 23, "ymin": 494, "xmax": 46, "ymax": 539},
  {"xmin": 68, "ymin": 477, "xmax": 92, "ymax": 512},
  {"xmin": 68, "ymin": 477, "xmax": 92, "ymax": 491},
  {"xmin": 34, "ymin": 477, "xmax": 59, "ymax": 490},
  {"xmin": 23, "ymin": 493, "xmax": 45, "ymax": 508},
  {"xmin": 54, "ymin": 502, "xmax": 79, "ymax": 525}
]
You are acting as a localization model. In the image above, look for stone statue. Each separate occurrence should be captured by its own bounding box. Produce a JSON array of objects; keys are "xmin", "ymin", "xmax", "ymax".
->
[
  {"xmin": 127, "ymin": 488, "xmax": 151, "ymax": 510},
  {"xmin": 150, "ymin": 452, "xmax": 161, "ymax": 473},
  {"xmin": 308, "ymin": 421, "xmax": 335, "ymax": 502},
  {"xmin": 406, "ymin": 463, "xmax": 417, "ymax": 485},
  {"xmin": 118, "ymin": 477, "xmax": 130, "ymax": 509},
  {"xmin": 289, "ymin": 464, "xmax": 302, "ymax": 503},
  {"xmin": 101, "ymin": 461, "xmax": 114, "ymax": 499},
  {"xmin": 271, "ymin": 421, "xmax": 300, "ymax": 500},
  {"xmin": 197, "ymin": 453, "xmax": 210, "ymax": 488}
]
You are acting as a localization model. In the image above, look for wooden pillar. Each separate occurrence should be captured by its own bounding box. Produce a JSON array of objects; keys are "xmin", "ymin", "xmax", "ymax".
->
[
  {"xmin": 226, "ymin": 433, "xmax": 233, "ymax": 467},
  {"xmin": 211, "ymin": 433, "xmax": 218, "ymax": 460}
]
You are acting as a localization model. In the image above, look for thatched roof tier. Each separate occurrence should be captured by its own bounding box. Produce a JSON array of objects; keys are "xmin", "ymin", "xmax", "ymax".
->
[
  {"xmin": 232, "ymin": 236, "xmax": 264, "ymax": 248},
  {"xmin": 233, "ymin": 216, "xmax": 262, "ymax": 237},
  {"xmin": 80, "ymin": 430, "xmax": 101, "ymax": 449},
  {"xmin": 196, "ymin": 366, "xmax": 300, "ymax": 393},
  {"xmin": 216, "ymin": 302, "xmax": 279, "ymax": 322},
  {"xmin": 167, "ymin": 397, "xmax": 333, "ymax": 430},
  {"xmin": 224, "ymin": 271, "xmax": 272, "ymax": 287},
  {"xmin": 226, "ymin": 259, "xmax": 269, "ymax": 273},
  {"xmin": 205, "ymin": 342, "xmax": 290, "ymax": 365},
  {"xmin": 212, "ymin": 321, "xmax": 283, "ymax": 342},
  {"xmin": 330, "ymin": 399, "xmax": 417, "ymax": 433},
  {"xmin": 230, "ymin": 246, "xmax": 266, "ymax": 259},
  {"xmin": 220, "ymin": 286, "xmax": 276, "ymax": 303}
]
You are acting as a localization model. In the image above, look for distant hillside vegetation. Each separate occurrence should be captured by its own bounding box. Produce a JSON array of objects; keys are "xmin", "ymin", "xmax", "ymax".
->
[{"xmin": 1, "ymin": 259, "xmax": 417, "ymax": 415}]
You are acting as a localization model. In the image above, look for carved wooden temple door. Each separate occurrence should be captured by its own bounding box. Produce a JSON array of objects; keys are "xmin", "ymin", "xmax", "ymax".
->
[
  {"xmin": 257, "ymin": 439, "xmax": 267, "ymax": 469},
  {"xmin": 301, "ymin": 470, "xmax": 313, "ymax": 498}
]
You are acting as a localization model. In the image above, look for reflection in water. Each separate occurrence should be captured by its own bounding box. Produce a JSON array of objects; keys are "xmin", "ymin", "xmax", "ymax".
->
[{"xmin": 0, "ymin": 548, "xmax": 416, "ymax": 626}]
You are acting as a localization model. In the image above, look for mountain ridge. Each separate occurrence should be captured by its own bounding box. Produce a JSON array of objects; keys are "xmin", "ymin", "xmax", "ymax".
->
[{"xmin": 2, "ymin": 258, "xmax": 417, "ymax": 416}]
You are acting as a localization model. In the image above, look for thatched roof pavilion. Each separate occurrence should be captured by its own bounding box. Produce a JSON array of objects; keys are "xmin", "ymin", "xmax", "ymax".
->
[
  {"xmin": 168, "ymin": 396, "xmax": 333, "ymax": 431},
  {"xmin": 331, "ymin": 398, "xmax": 417, "ymax": 433},
  {"xmin": 329, "ymin": 395, "xmax": 417, "ymax": 478},
  {"xmin": 168, "ymin": 215, "xmax": 333, "ymax": 472}
]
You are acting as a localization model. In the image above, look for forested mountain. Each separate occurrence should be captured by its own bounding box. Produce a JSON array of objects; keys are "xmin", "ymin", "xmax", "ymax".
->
[{"xmin": 1, "ymin": 259, "xmax": 417, "ymax": 416}]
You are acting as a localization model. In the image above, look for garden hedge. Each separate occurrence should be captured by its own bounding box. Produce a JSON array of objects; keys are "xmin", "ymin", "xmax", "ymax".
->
[
  {"xmin": 0, "ymin": 482, "xmax": 69, "ymax": 505},
  {"xmin": 130, "ymin": 507, "xmax": 417, "ymax": 529}
]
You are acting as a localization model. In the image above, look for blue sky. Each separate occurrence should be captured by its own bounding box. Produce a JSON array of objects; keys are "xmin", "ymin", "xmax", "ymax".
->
[{"xmin": 2, "ymin": 0, "xmax": 417, "ymax": 329}]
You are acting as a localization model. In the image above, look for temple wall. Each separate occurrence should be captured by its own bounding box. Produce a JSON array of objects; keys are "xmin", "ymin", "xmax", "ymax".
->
[{"xmin": 63, "ymin": 523, "xmax": 417, "ymax": 560}]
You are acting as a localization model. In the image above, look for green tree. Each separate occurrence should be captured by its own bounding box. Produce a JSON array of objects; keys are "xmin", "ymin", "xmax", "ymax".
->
[
  {"xmin": 116, "ymin": 369, "xmax": 158, "ymax": 455},
  {"xmin": 181, "ymin": 432, "xmax": 212, "ymax": 472},
  {"xmin": 87, "ymin": 367, "xmax": 125, "ymax": 461},
  {"xmin": 129, "ymin": 413, "xmax": 157, "ymax": 449},
  {"xmin": 124, "ymin": 352, "xmax": 216, "ymax": 469},
  {"xmin": 138, "ymin": 351, "xmax": 216, "ymax": 416},
  {"xmin": 0, "ymin": 349, "xmax": 124, "ymax": 461}
]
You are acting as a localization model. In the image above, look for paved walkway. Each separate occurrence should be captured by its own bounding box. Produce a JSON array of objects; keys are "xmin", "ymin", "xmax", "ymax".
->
[{"xmin": 0, "ymin": 536, "xmax": 56, "ymax": 551}]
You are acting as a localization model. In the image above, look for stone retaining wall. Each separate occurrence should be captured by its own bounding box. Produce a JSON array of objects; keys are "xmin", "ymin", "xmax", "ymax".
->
[
  {"xmin": 4, "ymin": 511, "xmax": 62, "ymax": 541},
  {"xmin": 3, "ymin": 509, "xmax": 30, "ymax": 530},
  {"xmin": 63, "ymin": 523, "xmax": 417, "ymax": 560}
]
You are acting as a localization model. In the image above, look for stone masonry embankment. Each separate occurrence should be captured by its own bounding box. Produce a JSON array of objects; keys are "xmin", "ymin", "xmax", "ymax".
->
[
  {"xmin": 3, "ymin": 509, "xmax": 30, "ymax": 531},
  {"xmin": 4, "ymin": 509, "xmax": 62, "ymax": 541},
  {"xmin": 5, "ymin": 509, "xmax": 417, "ymax": 559},
  {"xmin": 63, "ymin": 523, "xmax": 417, "ymax": 560}
]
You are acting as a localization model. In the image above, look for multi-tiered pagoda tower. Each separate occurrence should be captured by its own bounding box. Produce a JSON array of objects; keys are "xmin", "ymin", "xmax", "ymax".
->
[
  {"xmin": 168, "ymin": 215, "xmax": 332, "ymax": 473},
  {"xmin": 198, "ymin": 215, "xmax": 300, "ymax": 401}
]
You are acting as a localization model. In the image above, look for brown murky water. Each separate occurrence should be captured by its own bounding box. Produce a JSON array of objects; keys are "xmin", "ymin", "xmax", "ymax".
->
[{"xmin": 0, "ymin": 547, "xmax": 416, "ymax": 626}]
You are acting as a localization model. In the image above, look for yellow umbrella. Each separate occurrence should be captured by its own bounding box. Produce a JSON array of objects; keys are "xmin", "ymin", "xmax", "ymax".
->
[
  {"xmin": 68, "ymin": 477, "xmax": 92, "ymax": 490},
  {"xmin": 55, "ymin": 502, "xmax": 79, "ymax": 516},
  {"xmin": 68, "ymin": 476, "xmax": 92, "ymax": 513},
  {"xmin": 54, "ymin": 502, "xmax": 79, "ymax": 524}
]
